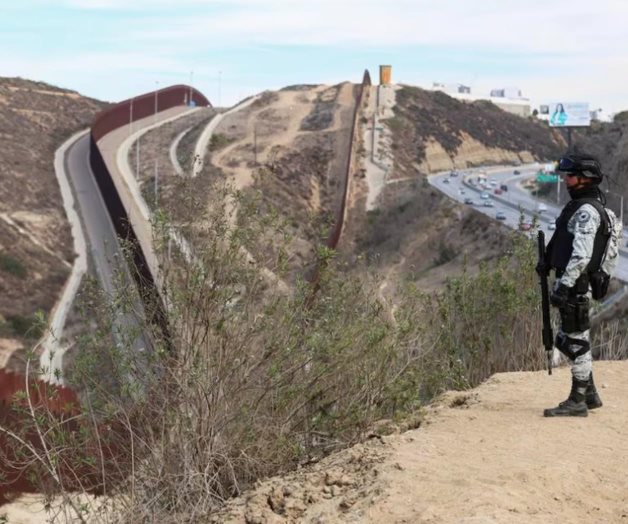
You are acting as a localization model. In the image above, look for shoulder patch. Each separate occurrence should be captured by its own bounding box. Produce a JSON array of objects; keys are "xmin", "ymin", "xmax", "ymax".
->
[{"xmin": 577, "ymin": 209, "xmax": 591, "ymax": 223}]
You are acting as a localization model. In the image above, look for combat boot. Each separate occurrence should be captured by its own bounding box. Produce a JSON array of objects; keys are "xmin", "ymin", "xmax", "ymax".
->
[
  {"xmin": 544, "ymin": 377, "xmax": 588, "ymax": 417},
  {"xmin": 585, "ymin": 372, "xmax": 603, "ymax": 410}
]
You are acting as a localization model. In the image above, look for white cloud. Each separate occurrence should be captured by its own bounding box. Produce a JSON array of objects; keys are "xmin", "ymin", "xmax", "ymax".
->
[{"xmin": 4, "ymin": 0, "xmax": 628, "ymax": 111}]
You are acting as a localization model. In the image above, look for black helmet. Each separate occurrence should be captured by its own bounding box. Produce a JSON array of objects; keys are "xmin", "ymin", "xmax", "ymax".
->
[{"xmin": 556, "ymin": 154, "xmax": 604, "ymax": 183}]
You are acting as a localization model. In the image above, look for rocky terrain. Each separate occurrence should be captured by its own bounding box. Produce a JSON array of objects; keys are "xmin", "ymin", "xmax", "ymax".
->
[{"xmin": 0, "ymin": 77, "xmax": 106, "ymax": 368}]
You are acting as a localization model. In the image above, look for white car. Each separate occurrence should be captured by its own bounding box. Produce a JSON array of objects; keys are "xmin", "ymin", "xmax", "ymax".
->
[
  {"xmin": 480, "ymin": 192, "xmax": 490, "ymax": 200},
  {"xmin": 548, "ymin": 222, "xmax": 556, "ymax": 231}
]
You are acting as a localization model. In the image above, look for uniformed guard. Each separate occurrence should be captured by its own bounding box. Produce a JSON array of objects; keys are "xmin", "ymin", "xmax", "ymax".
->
[{"xmin": 536, "ymin": 154, "xmax": 614, "ymax": 417}]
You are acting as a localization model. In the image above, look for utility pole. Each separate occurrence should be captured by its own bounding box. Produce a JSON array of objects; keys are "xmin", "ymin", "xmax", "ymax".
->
[
  {"xmin": 254, "ymin": 124, "xmax": 258, "ymax": 165},
  {"xmin": 154, "ymin": 81, "xmax": 159, "ymax": 204},
  {"xmin": 136, "ymin": 136, "xmax": 140, "ymax": 179},
  {"xmin": 154, "ymin": 157, "xmax": 159, "ymax": 206}
]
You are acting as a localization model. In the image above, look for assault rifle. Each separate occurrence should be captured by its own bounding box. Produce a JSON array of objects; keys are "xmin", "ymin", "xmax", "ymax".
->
[{"xmin": 537, "ymin": 230, "xmax": 553, "ymax": 375}]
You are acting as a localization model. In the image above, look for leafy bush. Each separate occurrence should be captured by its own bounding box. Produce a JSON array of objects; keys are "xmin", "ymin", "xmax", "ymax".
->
[
  {"xmin": 0, "ymin": 252, "xmax": 27, "ymax": 278},
  {"xmin": 7, "ymin": 183, "xmax": 549, "ymax": 521},
  {"xmin": 209, "ymin": 133, "xmax": 234, "ymax": 151}
]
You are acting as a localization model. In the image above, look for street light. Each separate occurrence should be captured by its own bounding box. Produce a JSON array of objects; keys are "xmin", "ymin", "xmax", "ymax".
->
[{"xmin": 154, "ymin": 81, "xmax": 159, "ymax": 205}]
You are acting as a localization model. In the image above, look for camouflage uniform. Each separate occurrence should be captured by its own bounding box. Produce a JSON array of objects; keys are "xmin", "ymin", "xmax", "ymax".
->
[
  {"xmin": 554, "ymin": 203, "xmax": 621, "ymax": 380},
  {"xmin": 553, "ymin": 203, "xmax": 600, "ymax": 381}
]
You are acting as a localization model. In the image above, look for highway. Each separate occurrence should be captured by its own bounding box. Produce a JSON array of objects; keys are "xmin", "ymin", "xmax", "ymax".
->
[{"xmin": 429, "ymin": 164, "xmax": 628, "ymax": 283}]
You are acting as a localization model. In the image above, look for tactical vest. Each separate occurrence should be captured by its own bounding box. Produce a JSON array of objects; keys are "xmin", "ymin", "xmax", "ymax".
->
[{"xmin": 547, "ymin": 197, "xmax": 611, "ymax": 275}]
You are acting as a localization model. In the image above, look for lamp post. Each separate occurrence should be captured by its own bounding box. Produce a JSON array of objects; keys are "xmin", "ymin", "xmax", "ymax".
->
[{"xmin": 154, "ymin": 81, "xmax": 159, "ymax": 205}]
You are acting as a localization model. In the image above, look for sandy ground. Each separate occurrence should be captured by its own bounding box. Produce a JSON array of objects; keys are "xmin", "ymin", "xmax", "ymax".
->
[{"xmin": 214, "ymin": 360, "xmax": 628, "ymax": 523}]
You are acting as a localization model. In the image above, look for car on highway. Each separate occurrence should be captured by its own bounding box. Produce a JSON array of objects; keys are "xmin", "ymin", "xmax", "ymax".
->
[
  {"xmin": 536, "ymin": 203, "xmax": 547, "ymax": 213},
  {"xmin": 443, "ymin": 178, "xmax": 450, "ymax": 184},
  {"xmin": 483, "ymin": 200, "xmax": 495, "ymax": 207},
  {"xmin": 496, "ymin": 211, "xmax": 506, "ymax": 220},
  {"xmin": 449, "ymin": 170, "xmax": 459, "ymax": 177},
  {"xmin": 513, "ymin": 169, "xmax": 521, "ymax": 175},
  {"xmin": 548, "ymin": 222, "xmax": 556, "ymax": 231},
  {"xmin": 494, "ymin": 188, "xmax": 503, "ymax": 195},
  {"xmin": 480, "ymin": 192, "xmax": 490, "ymax": 199},
  {"xmin": 500, "ymin": 184, "xmax": 508, "ymax": 192},
  {"xmin": 464, "ymin": 197, "xmax": 474, "ymax": 205}
]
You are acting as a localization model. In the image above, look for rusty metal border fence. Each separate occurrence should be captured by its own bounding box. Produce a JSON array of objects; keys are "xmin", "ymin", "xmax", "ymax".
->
[
  {"xmin": 326, "ymin": 70, "xmax": 371, "ymax": 249},
  {"xmin": 89, "ymin": 85, "xmax": 211, "ymax": 342},
  {"xmin": 92, "ymin": 84, "xmax": 210, "ymax": 142}
]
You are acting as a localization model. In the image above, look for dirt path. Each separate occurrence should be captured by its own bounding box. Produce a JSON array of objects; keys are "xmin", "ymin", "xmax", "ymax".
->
[
  {"xmin": 213, "ymin": 88, "xmax": 325, "ymax": 191},
  {"xmin": 216, "ymin": 360, "xmax": 628, "ymax": 523}
]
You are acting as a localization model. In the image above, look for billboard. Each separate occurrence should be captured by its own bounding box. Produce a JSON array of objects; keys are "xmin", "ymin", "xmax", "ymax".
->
[{"xmin": 548, "ymin": 102, "xmax": 590, "ymax": 127}]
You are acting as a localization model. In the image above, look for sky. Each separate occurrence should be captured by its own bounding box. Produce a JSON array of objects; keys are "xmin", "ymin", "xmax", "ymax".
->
[{"xmin": 2, "ymin": 0, "xmax": 628, "ymax": 115}]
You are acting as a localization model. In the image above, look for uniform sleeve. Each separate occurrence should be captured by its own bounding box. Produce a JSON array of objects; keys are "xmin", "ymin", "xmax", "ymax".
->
[{"xmin": 559, "ymin": 204, "xmax": 601, "ymax": 288}]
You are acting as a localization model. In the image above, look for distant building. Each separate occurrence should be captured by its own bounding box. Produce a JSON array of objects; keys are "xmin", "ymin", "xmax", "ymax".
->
[
  {"xmin": 490, "ymin": 87, "xmax": 523, "ymax": 99},
  {"xmin": 431, "ymin": 82, "xmax": 531, "ymax": 117},
  {"xmin": 432, "ymin": 82, "xmax": 471, "ymax": 94}
]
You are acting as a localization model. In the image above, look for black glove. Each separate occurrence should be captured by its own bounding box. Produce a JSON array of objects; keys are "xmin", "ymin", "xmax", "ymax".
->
[
  {"xmin": 535, "ymin": 261, "xmax": 549, "ymax": 277},
  {"xmin": 550, "ymin": 283, "xmax": 569, "ymax": 308}
]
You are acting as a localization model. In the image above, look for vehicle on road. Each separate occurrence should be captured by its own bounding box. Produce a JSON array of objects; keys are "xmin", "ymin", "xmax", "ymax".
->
[
  {"xmin": 513, "ymin": 169, "xmax": 521, "ymax": 175},
  {"xmin": 483, "ymin": 200, "xmax": 495, "ymax": 207},
  {"xmin": 450, "ymin": 170, "xmax": 458, "ymax": 177},
  {"xmin": 496, "ymin": 211, "xmax": 506, "ymax": 220},
  {"xmin": 548, "ymin": 222, "xmax": 556, "ymax": 231},
  {"xmin": 443, "ymin": 178, "xmax": 450, "ymax": 184},
  {"xmin": 464, "ymin": 197, "xmax": 474, "ymax": 205},
  {"xmin": 494, "ymin": 188, "xmax": 503, "ymax": 195},
  {"xmin": 480, "ymin": 192, "xmax": 490, "ymax": 199},
  {"xmin": 460, "ymin": 189, "xmax": 466, "ymax": 194},
  {"xmin": 500, "ymin": 184, "xmax": 508, "ymax": 192},
  {"xmin": 536, "ymin": 203, "xmax": 547, "ymax": 213}
]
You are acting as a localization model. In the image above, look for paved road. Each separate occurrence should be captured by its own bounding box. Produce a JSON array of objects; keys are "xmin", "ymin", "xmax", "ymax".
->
[
  {"xmin": 429, "ymin": 164, "xmax": 628, "ymax": 283},
  {"xmin": 61, "ymin": 133, "xmax": 147, "ymax": 380}
]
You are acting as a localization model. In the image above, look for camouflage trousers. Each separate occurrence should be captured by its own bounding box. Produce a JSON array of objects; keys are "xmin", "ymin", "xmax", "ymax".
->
[{"xmin": 558, "ymin": 328, "xmax": 592, "ymax": 381}]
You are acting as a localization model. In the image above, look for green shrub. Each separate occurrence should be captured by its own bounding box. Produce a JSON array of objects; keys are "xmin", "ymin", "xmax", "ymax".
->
[
  {"xmin": 209, "ymin": 132, "xmax": 234, "ymax": 151},
  {"xmin": 6, "ymin": 313, "xmax": 45, "ymax": 339},
  {"xmin": 0, "ymin": 252, "xmax": 27, "ymax": 278}
]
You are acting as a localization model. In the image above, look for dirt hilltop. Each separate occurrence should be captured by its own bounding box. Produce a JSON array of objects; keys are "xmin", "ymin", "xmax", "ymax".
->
[
  {"xmin": 0, "ymin": 77, "xmax": 106, "ymax": 369},
  {"xmin": 213, "ymin": 360, "xmax": 628, "ymax": 524}
]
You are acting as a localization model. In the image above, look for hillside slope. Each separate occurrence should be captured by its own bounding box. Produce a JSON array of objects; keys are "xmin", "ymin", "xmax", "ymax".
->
[
  {"xmin": 347, "ymin": 86, "xmax": 567, "ymax": 293},
  {"xmin": 215, "ymin": 360, "xmax": 628, "ymax": 524},
  {"xmin": 0, "ymin": 77, "xmax": 106, "ymax": 364}
]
